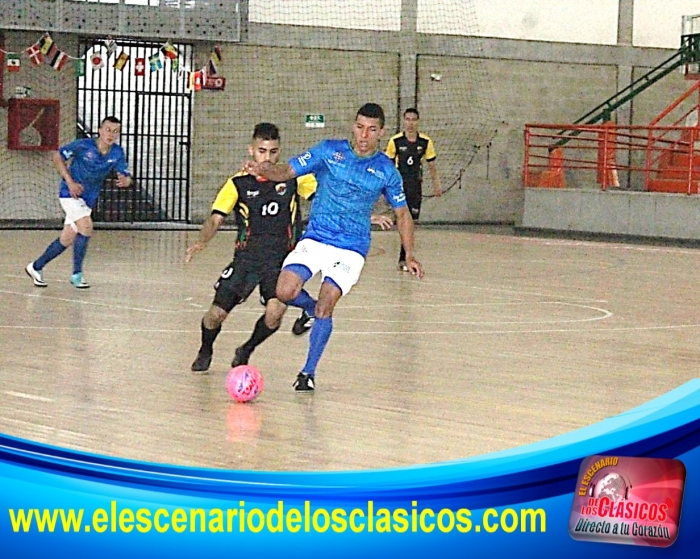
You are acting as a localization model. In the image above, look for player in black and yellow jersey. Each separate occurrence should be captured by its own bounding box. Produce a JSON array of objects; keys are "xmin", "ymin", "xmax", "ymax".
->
[
  {"xmin": 186, "ymin": 123, "xmax": 316, "ymax": 373},
  {"xmin": 385, "ymin": 108, "xmax": 441, "ymax": 270}
]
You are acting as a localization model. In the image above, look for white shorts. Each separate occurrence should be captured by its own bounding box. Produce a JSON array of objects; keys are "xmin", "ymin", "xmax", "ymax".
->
[
  {"xmin": 59, "ymin": 197, "xmax": 92, "ymax": 226},
  {"xmin": 282, "ymin": 238, "xmax": 365, "ymax": 296}
]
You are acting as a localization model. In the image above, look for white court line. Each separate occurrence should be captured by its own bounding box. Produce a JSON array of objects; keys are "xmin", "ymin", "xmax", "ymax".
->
[
  {"xmin": 363, "ymin": 277, "xmax": 612, "ymax": 304},
  {"xmin": 2, "ymin": 322, "xmax": 698, "ymax": 336},
  {"xmin": 0, "ymin": 289, "xmax": 213, "ymax": 314},
  {"xmin": 0, "ymin": 290, "xmax": 613, "ymax": 324},
  {"xmin": 4, "ymin": 391, "xmax": 54, "ymax": 402},
  {"xmin": 334, "ymin": 302, "xmax": 612, "ymax": 325},
  {"xmin": 1, "ymin": 287, "xmax": 609, "ymax": 314},
  {"xmin": 517, "ymin": 236, "xmax": 700, "ymax": 255},
  {"xmin": 340, "ymin": 299, "xmax": 610, "ymax": 309}
]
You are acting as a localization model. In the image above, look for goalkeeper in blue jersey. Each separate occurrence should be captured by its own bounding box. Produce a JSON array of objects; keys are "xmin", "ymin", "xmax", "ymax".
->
[
  {"xmin": 25, "ymin": 116, "xmax": 132, "ymax": 289},
  {"xmin": 243, "ymin": 103, "xmax": 424, "ymax": 391}
]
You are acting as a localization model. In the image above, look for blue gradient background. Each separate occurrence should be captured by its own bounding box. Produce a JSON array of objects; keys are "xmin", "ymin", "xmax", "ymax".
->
[{"xmin": 2, "ymin": 379, "xmax": 699, "ymax": 558}]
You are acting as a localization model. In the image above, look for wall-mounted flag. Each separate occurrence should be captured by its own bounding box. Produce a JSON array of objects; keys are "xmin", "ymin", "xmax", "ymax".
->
[
  {"xmin": 91, "ymin": 52, "xmax": 105, "ymax": 70},
  {"xmin": 6, "ymin": 53, "xmax": 21, "ymax": 72},
  {"xmin": 104, "ymin": 38, "xmax": 117, "ymax": 58},
  {"xmin": 149, "ymin": 53, "xmax": 162, "ymax": 72},
  {"xmin": 209, "ymin": 45, "xmax": 222, "ymax": 75},
  {"xmin": 161, "ymin": 41, "xmax": 178, "ymax": 60},
  {"xmin": 38, "ymin": 33, "xmax": 54, "ymax": 55},
  {"xmin": 49, "ymin": 51, "xmax": 68, "ymax": 72},
  {"xmin": 134, "ymin": 57, "xmax": 146, "ymax": 76},
  {"xmin": 114, "ymin": 52, "xmax": 130, "ymax": 71},
  {"xmin": 25, "ymin": 44, "xmax": 44, "ymax": 66},
  {"xmin": 74, "ymin": 58, "xmax": 86, "ymax": 77},
  {"xmin": 192, "ymin": 70, "xmax": 203, "ymax": 91}
]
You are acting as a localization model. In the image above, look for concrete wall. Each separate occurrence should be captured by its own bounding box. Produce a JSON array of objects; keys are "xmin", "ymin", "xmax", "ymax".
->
[
  {"xmin": 412, "ymin": 55, "xmax": 619, "ymax": 223},
  {"xmin": 0, "ymin": 31, "xmax": 77, "ymax": 220},
  {"xmin": 190, "ymin": 45, "xmax": 399, "ymax": 222},
  {"xmin": 1, "ymin": 1, "xmax": 695, "ymax": 225},
  {"xmin": 522, "ymin": 188, "xmax": 700, "ymax": 240}
]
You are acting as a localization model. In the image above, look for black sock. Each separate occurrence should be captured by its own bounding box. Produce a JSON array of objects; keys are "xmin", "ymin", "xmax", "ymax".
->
[
  {"xmin": 241, "ymin": 315, "xmax": 279, "ymax": 352},
  {"xmin": 200, "ymin": 321, "xmax": 221, "ymax": 354},
  {"xmin": 399, "ymin": 245, "xmax": 406, "ymax": 263}
]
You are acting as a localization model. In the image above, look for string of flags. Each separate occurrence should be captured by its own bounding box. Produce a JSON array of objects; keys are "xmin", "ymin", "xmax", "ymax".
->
[{"xmin": 1, "ymin": 33, "xmax": 223, "ymax": 91}]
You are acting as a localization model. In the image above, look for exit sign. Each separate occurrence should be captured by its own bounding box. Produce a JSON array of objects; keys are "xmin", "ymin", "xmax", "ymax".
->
[{"xmin": 305, "ymin": 114, "xmax": 325, "ymax": 128}]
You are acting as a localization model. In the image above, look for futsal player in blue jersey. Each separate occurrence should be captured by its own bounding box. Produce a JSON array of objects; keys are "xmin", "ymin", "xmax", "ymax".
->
[
  {"xmin": 25, "ymin": 116, "xmax": 132, "ymax": 289},
  {"xmin": 243, "ymin": 103, "xmax": 424, "ymax": 391}
]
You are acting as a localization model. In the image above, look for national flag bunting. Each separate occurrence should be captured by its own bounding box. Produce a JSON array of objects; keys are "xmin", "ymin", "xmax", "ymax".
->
[
  {"xmin": 161, "ymin": 41, "xmax": 178, "ymax": 60},
  {"xmin": 170, "ymin": 57, "xmax": 179, "ymax": 72},
  {"xmin": 25, "ymin": 44, "xmax": 44, "ymax": 66},
  {"xmin": 49, "ymin": 50, "xmax": 68, "ymax": 71},
  {"xmin": 207, "ymin": 59, "xmax": 217, "ymax": 77},
  {"xmin": 209, "ymin": 45, "xmax": 222, "ymax": 75},
  {"xmin": 91, "ymin": 52, "xmax": 105, "ymax": 70},
  {"xmin": 38, "ymin": 33, "xmax": 54, "ymax": 55},
  {"xmin": 134, "ymin": 57, "xmax": 146, "ymax": 76},
  {"xmin": 74, "ymin": 58, "xmax": 86, "ymax": 77},
  {"xmin": 192, "ymin": 70, "xmax": 203, "ymax": 91},
  {"xmin": 149, "ymin": 53, "xmax": 162, "ymax": 72},
  {"xmin": 6, "ymin": 53, "xmax": 21, "ymax": 72},
  {"xmin": 104, "ymin": 38, "xmax": 117, "ymax": 58},
  {"xmin": 114, "ymin": 52, "xmax": 130, "ymax": 71}
]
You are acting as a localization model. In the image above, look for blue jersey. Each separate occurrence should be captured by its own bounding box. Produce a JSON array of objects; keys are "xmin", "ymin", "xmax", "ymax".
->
[
  {"xmin": 289, "ymin": 139, "xmax": 406, "ymax": 257},
  {"xmin": 58, "ymin": 138, "xmax": 130, "ymax": 207}
]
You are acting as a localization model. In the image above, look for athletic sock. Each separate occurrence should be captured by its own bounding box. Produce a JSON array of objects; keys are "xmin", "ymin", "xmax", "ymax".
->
[
  {"xmin": 200, "ymin": 321, "xmax": 222, "ymax": 354},
  {"xmin": 241, "ymin": 315, "xmax": 279, "ymax": 352},
  {"xmin": 301, "ymin": 316, "xmax": 332, "ymax": 376},
  {"xmin": 72, "ymin": 233, "xmax": 91, "ymax": 274},
  {"xmin": 399, "ymin": 245, "xmax": 406, "ymax": 263},
  {"xmin": 288, "ymin": 289, "xmax": 317, "ymax": 316},
  {"xmin": 34, "ymin": 238, "xmax": 67, "ymax": 270}
]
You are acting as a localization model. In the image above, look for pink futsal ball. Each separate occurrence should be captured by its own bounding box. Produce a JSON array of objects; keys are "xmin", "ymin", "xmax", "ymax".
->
[{"xmin": 226, "ymin": 365, "xmax": 264, "ymax": 403}]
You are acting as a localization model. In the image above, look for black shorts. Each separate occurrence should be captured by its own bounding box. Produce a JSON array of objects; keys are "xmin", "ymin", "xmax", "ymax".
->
[
  {"xmin": 402, "ymin": 180, "xmax": 422, "ymax": 220},
  {"xmin": 212, "ymin": 254, "xmax": 285, "ymax": 313}
]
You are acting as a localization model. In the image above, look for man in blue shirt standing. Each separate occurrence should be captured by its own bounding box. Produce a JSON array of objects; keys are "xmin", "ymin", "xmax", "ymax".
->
[
  {"xmin": 243, "ymin": 103, "xmax": 424, "ymax": 391},
  {"xmin": 25, "ymin": 116, "xmax": 132, "ymax": 289}
]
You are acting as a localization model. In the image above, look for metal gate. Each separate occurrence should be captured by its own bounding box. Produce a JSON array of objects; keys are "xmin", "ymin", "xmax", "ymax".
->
[{"xmin": 77, "ymin": 38, "xmax": 193, "ymax": 223}]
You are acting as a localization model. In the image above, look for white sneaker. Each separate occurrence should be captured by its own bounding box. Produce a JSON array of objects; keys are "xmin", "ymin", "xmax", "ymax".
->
[{"xmin": 25, "ymin": 262, "xmax": 47, "ymax": 287}]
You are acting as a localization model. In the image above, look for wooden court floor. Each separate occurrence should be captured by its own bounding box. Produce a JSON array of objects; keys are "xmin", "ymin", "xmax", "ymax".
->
[{"xmin": 0, "ymin": 227, "xmax": 698, "ymax": 471}]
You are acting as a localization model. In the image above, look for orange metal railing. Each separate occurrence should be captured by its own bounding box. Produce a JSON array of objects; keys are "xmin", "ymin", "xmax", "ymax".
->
[
  {"xmin": 524, "ymin": 123, "xmax": 700, "ymax": 194},
  {"xmin": 525, "ymin": 80, "xmax": 700, "ymax": 194}
]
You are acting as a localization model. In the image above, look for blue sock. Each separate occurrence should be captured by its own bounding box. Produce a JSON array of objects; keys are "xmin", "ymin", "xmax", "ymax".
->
[
  {"xmin": 288, "ymin": 289, "xmax": 317, "ymax": 316},
  {"xmin": 302, "ymin": 316, "xmax": 332, "ymax": 376},
  {"xmin": 34, "ymin": 238, "xmax": 67, "ymax": 270},
  {"xmin": 73, "ymin": 234, "xmax": 90, "ymax": 274}
]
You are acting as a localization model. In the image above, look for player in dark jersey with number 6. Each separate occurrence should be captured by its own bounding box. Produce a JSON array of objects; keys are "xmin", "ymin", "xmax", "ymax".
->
[{"xmin": 385, "ymin": 108, "xmax": 441, "ymax": 271}]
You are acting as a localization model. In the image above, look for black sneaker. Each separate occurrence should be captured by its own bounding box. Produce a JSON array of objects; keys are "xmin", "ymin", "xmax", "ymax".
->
[
  {"xmin": 293, "ymin": 372, "xmax": 315, "ymax": 391},
  {"xmin": 292, "ymin": 310, "xmax": 315, "ymax": 336},
  {"xmin": 231, "ymin": 346, "xmax": 252, "ymax": 368},
  {"xmin": 191, "ymin": 350, "xmax": 212, "ymax": 373}
]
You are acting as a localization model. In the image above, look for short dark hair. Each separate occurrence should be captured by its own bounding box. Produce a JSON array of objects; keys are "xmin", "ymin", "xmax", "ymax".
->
[
  {"xmin": 253, "ymin": 122, "xmax": 280, "ymax": 141},
  {"xmin": 404, "ymin": 108, "xmax": 419, "ymax": 119},
  {"xmin": 101, "ymin": 116, "xmax": 121, "ymax": 126},
  {"xmin": 356, "ymin": 103, "xmax": 385, "ymax": 128}
]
